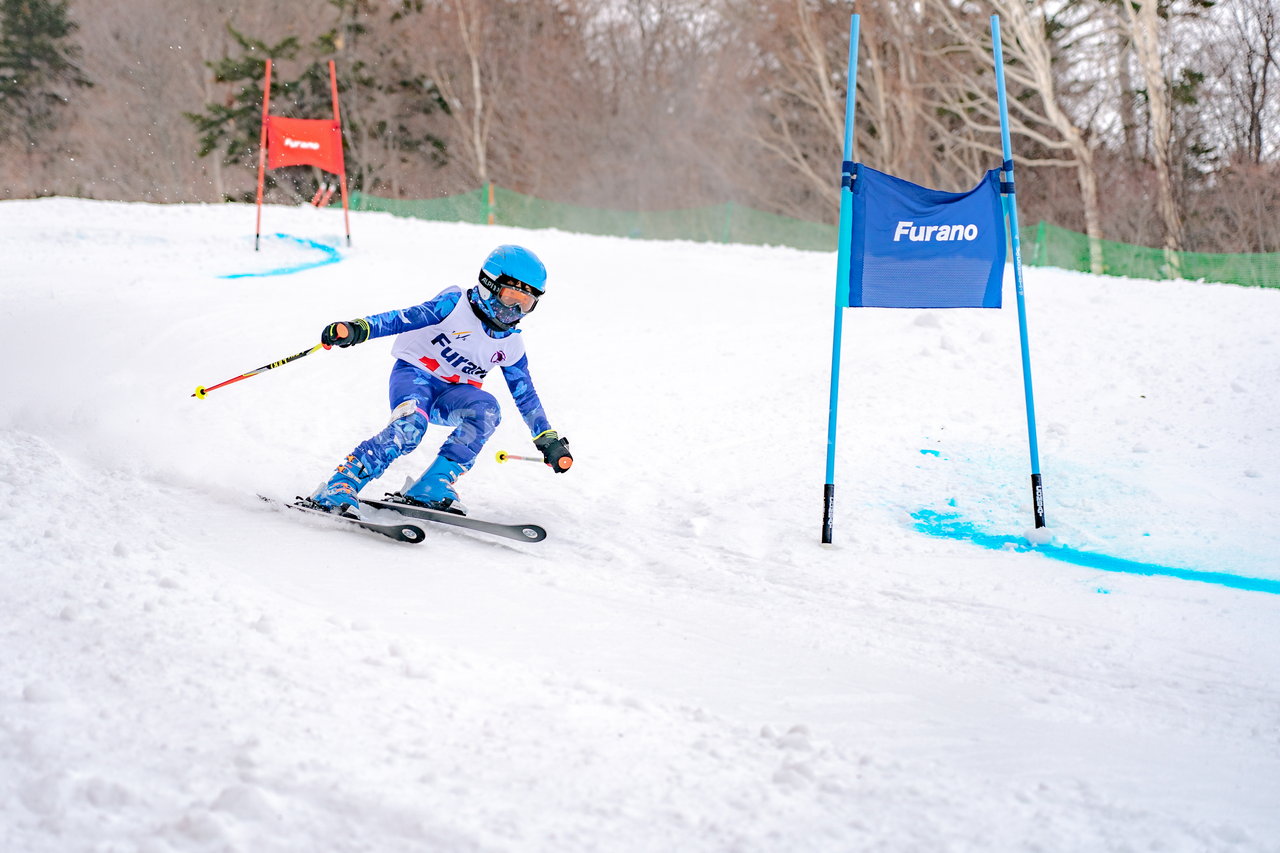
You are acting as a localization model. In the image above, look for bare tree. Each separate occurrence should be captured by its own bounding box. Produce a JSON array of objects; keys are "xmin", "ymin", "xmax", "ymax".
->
[
  {"xmin": 576, "ymin": 0, "xmax": 734, "ymax": 208},
  {"xmin": 924, "ymin": 0, "xmax": 1116, "ymax": 272},
  {"xmin": 1117, "ymin": 0, "xmax": 1184, "ymax": 267},
  {"xmin": 411, "ymin": 0, "xmax": 492, "ymax": 188},
  {"xmin": 720, "ymin": 0, "xmax": 966, "ymax": 221},
  {"xmin": 30, "ymin": 0, "xmax": 322, "ymax": 202},
  {"xmin": 726, "ymin": 0, "xmax": 843, "ymax": 218},
  {"xmin": 1204, "ymin": 0, "xmax": 1280, "ymax": 165},
  {"xmin": 388, "ymin": 0, "xmax": 602, "ymax": 201},
  {"xmin": 4, "ymin": 0, "xmax": 1277, "ymax": 253},
  {"xmin": 855, "ymin": 2, "xmax": 976, "ymax": 185}
]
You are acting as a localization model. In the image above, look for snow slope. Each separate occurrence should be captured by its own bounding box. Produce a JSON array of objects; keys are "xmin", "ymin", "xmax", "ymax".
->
[{"xmin": 2, "ymin": 198, "xmax": 1278, "ymax": 852}]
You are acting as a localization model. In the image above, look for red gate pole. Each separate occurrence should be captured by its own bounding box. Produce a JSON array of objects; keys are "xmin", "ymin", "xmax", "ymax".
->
[
  {"xmin": 328, "ymin": 60, "xmax": 351, "ymax": 247},
  {"xmin": 254, "ymin": 59, "xmax": 273, "ymax": 251}
]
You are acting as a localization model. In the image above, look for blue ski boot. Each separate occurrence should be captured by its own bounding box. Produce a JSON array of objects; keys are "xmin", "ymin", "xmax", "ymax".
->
[
  {"xmin": 307, "ymin": 454, "xmax": 372, "ymax": 516},
  {"xmin": 398, "ymin": 455, "xmax": 468, "ymax": 515}
]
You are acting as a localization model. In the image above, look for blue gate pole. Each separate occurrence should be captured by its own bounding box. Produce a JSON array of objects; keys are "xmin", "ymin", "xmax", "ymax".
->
[
  {"xmin": 991, "ymin": 15, "xmax": 1047, "ymax": 528},
  {"xmin": 823, "ymin": 14, "xmax": 860, "ymax": 544}
]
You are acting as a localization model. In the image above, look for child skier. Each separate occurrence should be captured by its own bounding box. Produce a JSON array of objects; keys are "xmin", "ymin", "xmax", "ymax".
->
[{"xmin": 304, "ymin": 244, "xmax": 572, "ymax": 517}]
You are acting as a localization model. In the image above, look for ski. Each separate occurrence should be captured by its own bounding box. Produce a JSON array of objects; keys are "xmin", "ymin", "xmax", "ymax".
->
[
  {"xmin": 259, "ymin": 495, "xmax": 427, "ymax": 544},
  {"xmin": 361, "ymin": 496, "xmax": 547, "ymax": 543}
]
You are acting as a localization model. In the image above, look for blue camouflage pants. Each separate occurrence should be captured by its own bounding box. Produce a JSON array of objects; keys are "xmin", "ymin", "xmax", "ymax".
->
[{"xmin": 335, "ymin": 359, "xmax": 502, "ymax": 486}]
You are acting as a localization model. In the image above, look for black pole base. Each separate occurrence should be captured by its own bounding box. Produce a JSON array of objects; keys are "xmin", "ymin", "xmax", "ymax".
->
[
  {"xmin": 822, "ymin": 483, "xmax": 835, "ymax": 544},
  {"xmin": 1031, "ymin": 473, "xmax": 1046, "ymax": 528}
]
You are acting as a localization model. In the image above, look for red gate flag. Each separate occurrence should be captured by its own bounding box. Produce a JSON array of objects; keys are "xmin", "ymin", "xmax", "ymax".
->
[
  {"xmin": 254, "ymin": 59, "xmax": 351, "ymax": 249},
  {"xmin": 265, "ymin": 116, "xmax": 345, "ymax": 174}
]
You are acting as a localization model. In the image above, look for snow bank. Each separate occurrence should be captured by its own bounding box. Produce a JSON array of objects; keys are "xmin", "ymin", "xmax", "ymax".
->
[{"xmin": 2, "ymin": 198, "xmax": 1278, "ymax": 851}]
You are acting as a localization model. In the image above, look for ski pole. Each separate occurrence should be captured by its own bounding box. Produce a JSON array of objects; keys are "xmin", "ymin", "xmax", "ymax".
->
[
  {"xmin": 495, "ymin": 449, "xmax": 573, "ymax": 471},
  {"xmin": 494, "ymin": 450, "xmax": 544, "ymax": 464},
  {"xmin": 193, "ymin": 343, "xmax": 329, "ymax": 399}
]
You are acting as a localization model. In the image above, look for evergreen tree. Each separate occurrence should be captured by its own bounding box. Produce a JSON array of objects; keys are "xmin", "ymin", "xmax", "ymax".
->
[
  {"xmin": 0, "ymin": 0, "xmax": 92, "ymax": 145},
  {"xmin": 186, "ymin": 1, "xmax": 447, "ymax": 202}
]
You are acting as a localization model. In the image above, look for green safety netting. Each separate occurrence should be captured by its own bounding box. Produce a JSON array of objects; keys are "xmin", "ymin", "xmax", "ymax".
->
[
  {"xmin": 1023, "ymin": 221, "xmax": 1280, "ymax": 289},
  {"xmin": 350, "ymin": 186, "xmax": 839, "ymax": 252},
  {"xmin": 349, "ymin": 187, "xmax": 1278, "ymax": 289},
  {"xmin": 350, "ymin": 187, "xmax": 492, "ymax": 223}
]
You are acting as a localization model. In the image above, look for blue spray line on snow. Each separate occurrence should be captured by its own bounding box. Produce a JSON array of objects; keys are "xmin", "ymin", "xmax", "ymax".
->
[
  {"xmin": 911, "ymin": 509, "xmax": 1280, "ymax": 595},
  {"xmin": 220, "ymin": 234, "xmax": 343, "ymax": 279}
]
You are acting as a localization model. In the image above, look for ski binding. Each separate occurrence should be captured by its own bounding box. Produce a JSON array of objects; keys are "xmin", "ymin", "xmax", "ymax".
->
[{"xmin": 260, "ymin": 495, "xmax": 427, "ymax": 544}]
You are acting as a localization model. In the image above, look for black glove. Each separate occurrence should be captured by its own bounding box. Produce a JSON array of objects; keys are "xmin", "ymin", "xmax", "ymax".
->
[
  {"xmin": 533, "ymin": 430, "xmax": 573, "ymax": 472},
  {"xmin": 321, "ymin": 318, "xmax": 370, "ymax": 348}
]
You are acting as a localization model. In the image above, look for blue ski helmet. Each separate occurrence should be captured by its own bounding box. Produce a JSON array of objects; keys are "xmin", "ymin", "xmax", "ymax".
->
[{"xmin": 469, "ymin": 244, "xmax": 547, "ymax": 331}]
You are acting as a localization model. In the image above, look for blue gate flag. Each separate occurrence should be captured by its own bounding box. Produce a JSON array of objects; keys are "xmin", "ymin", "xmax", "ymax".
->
[
  {"xmin": 847, "ymin": 164, "xmax": 1006, "ymax": 309},
  {"xmin": 824, "ymin": 14, "xmax": 1045, "ymax": 545}
]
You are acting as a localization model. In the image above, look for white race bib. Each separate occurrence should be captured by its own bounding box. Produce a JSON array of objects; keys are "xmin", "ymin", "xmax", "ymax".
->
[{"xmin": 390, "ymin": 288, "xmax": 525, "ymax": 386}]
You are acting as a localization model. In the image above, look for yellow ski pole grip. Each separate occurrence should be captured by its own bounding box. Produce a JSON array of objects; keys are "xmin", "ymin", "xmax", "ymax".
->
[{"xmin": 495, "ymin": 450, "xmax": 544, "ymax": 464}]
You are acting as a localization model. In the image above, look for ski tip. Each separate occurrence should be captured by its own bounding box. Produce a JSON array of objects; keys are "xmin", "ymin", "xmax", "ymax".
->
[
  {"xmin": 397, "ymin": 525, "xmax": 425, "ymax": 543},
  {"xmin": 519, "ymin": 525, "xmax": 547, "ymax": 542},
  {"xmin": 262, "ymin": 493, "xmax": 427, "ymax": 544}
]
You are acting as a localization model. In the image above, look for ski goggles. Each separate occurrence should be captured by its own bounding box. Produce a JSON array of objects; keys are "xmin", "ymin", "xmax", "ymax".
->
[
  {"xmin": 498, "ymin": 284, "xmax": 539, "ymax": 313},
  {"xmin": 482, "ymin": 273, "xmax": 541, "ymax": 313}
]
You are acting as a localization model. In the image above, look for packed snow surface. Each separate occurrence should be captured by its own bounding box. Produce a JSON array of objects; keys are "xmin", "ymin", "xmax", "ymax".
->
[{"xmin": 2, "ymin": 198, "xmax": 1278, "ymax": 852}]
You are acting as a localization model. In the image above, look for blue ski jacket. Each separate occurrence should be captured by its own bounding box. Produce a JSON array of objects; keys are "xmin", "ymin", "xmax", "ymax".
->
[{"xmin": 362, "ymin": 287, "xmax": 552, "ymax": 437}]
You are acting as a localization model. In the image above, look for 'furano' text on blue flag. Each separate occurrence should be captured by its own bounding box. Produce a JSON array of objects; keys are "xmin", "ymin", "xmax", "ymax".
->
[{"xmin": 847, "ymin": 165, "xmax": 1006, "ymax": 308}]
